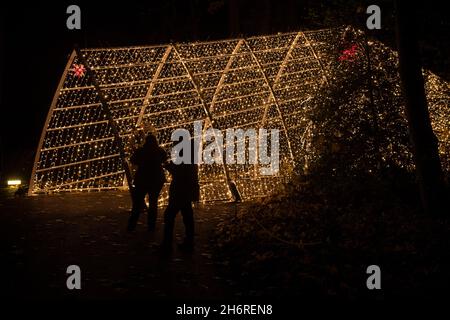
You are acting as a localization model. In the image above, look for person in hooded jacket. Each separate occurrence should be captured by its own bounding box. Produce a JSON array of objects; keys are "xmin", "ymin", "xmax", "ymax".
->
[{"xmin": 128, "ymin": 134, "xmax": 167, "ymax": 232}]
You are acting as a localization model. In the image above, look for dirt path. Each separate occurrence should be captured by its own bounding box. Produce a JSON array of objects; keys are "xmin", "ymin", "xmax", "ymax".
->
[{"xmin": 0, "ymin": 190, "xmax": 239, "ymax": 300}]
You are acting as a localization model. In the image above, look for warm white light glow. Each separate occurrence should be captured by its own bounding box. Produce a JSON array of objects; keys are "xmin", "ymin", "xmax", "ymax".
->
[
  {"xmin": 28, "ymin": 27, "xmax": 449, "ymax": 201},
  {"xmin": 7, "ymin": 180, "xmax": 21, "ymax": 186}
]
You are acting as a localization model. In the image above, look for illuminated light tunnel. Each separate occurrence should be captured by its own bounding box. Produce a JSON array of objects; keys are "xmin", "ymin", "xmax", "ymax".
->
[{"xmin": 29, "ymin": 28, "xmax": 450, "ymax": 203}]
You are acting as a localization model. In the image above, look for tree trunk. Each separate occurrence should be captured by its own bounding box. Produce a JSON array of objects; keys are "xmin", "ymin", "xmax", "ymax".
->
[{"xmin": 395, "ymin": 0, "xmax": 447, "ymax": 215}]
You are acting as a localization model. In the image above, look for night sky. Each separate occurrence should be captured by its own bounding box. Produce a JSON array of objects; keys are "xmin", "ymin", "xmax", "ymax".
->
[{"xmin": 0, "ymin": 0, "xmax": 448, "ymax": 183}]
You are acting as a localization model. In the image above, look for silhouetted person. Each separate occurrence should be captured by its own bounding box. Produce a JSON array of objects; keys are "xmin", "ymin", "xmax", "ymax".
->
[
  {"xmin": 161, "ymin": 140, "xmax": 200, "ymax": 252},
  {"xmin": 128, "ymin": 134, "xmax": 167, "ymax": 232}
]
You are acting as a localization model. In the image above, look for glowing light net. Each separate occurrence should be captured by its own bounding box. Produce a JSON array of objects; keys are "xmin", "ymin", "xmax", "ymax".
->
[{"xmin": 29, "ymin": 28, "xmax": 449, "ymax": 202}]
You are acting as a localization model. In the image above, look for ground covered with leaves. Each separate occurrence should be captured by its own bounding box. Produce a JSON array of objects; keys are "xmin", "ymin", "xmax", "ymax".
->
[{"xmin": 213, "ymin": 170, "xmax": 450, "ymax": 300}]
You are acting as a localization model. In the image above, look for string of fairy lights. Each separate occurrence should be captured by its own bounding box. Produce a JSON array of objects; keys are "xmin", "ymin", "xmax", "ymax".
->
[{"xmin": 29, "ymin": 28, "xmax": 450, "ymax": 202}]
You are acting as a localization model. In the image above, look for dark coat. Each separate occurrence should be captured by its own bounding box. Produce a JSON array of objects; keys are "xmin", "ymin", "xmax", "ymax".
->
[{"xmin": 130, "ymin": 141, "xmax": 167, "ymax": 188}]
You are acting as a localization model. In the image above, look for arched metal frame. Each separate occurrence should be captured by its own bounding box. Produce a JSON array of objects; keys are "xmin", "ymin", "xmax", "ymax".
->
[
  {"xmin": 28, "ymin": 50, "xmax": 77, "ymax": 195},
  {"xmin": 136, "ymin": 46, "xmax": 173, "ymax": 128},
  {"xmin": 172, "ymin": 43, "xmax": 236, "ymax": 198},
  {"xmin": 28, "ymin": 30, "xmax": 333, "ymax": 200}
]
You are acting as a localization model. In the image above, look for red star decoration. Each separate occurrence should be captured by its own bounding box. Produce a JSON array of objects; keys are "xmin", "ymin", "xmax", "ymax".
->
[
  {"xmin": 71, "ymin": 64, "xmax": 86, "ymax": 77},
  {"xmin": 338, "ymin": 44, "xmax": 359, "ymax": 62}
]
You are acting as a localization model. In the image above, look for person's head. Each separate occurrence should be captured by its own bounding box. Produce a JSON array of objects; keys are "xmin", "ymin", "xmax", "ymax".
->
[{"xmin": 144, "ymin": 134, "xmax": 158, "ymax": 149}]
